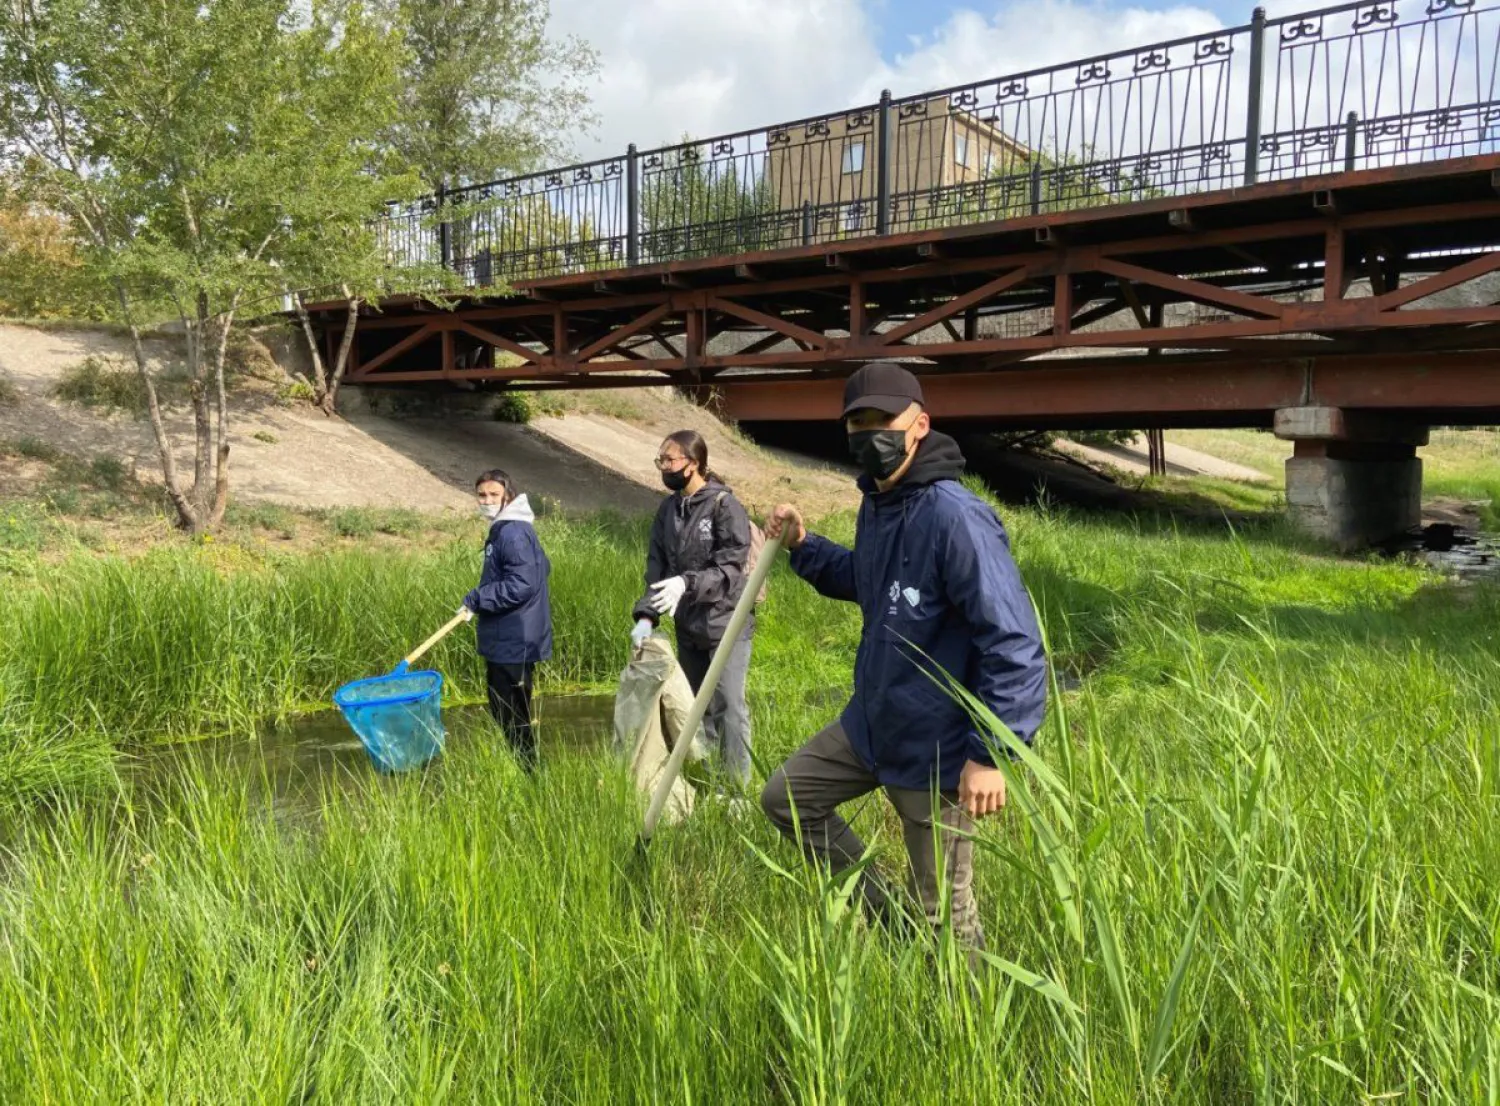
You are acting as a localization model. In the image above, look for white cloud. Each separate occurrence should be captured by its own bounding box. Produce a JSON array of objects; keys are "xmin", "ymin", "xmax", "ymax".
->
[
  {"xmin": 549, "ymin": 0, "xmax": 1230, "ymax": 158},
  {"xmin": 871, "ymin": 1, "xmax": 1228, "ymax": 102},
  {"xmin": 549, "ymin": 0, "xmax": 883, "ymax": 156}
]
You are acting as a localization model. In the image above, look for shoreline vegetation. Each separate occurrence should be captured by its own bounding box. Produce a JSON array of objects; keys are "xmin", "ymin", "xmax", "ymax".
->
[{"xmin": 2, "ymin": 471, "xmax": 1498, "ymax": 1100}]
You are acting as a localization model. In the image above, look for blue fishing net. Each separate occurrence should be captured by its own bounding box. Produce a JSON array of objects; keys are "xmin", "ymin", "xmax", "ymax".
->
[{"xmin": 333, "ymin": 669, "xmax": 445, "ymax": 773}]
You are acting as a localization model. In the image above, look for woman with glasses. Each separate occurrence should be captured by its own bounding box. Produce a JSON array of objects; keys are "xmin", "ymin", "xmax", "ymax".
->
[{"xmin": 630, "ymin": 430, "xmax": 756, "ymax": 790}]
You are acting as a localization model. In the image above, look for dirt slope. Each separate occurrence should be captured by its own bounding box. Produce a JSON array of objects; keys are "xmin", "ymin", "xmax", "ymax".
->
[{"xmin": 0, "ymin": 323, "xmax": 856, "ymax": 518}]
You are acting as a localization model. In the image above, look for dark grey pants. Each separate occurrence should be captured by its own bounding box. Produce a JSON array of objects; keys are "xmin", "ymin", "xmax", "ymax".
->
[
  {"xmin": 677, "ymin": 627, "xmax": 754, "ymax": 788},
  {"xmin": 760, "ymin": 721, "xmax": 985, "ymax": 949}
]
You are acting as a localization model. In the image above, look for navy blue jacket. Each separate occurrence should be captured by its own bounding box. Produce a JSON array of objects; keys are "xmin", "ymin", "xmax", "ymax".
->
[
  {"xmin": 464, "ymin": 495, "xmax": 553, "ymax": 665},
  {"xmin": 789, "ymin": 433, "xmax": 1047, "ymax": 790}
]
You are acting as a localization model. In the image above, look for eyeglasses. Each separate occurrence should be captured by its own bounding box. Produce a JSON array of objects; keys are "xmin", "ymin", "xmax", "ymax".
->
[{"xmin": 654, "ymin": 455, "xmax": 688, "ymax": 471}]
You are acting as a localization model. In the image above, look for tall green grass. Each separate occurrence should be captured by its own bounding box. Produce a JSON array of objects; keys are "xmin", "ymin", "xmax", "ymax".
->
[
  {"xmin": 0, "ymin": 515, "xmax": 646, "ymax": 740},
  {"xmin": 1, "ymin": 499, "xmax": 1498, "ymax": 1099},
  {"xmin": 1, "ymin": 575, "xmax": 1497, "ymax": 1100},
  {"xmin": 0, "ymin": 511, "xmax": 852, "ymax": 799}
]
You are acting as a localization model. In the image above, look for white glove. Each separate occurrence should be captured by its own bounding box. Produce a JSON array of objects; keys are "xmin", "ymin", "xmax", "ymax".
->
[
  {"xmin": 457, "ymin": 605, "xmax": 474, "ymax": 622},
  {"xmin": 630, "ymin": 618, "xmax": 653, "ymax": 650},
  {"xmin": 648, "ymin": 575, "xmax": 687, "ymax": 616}
]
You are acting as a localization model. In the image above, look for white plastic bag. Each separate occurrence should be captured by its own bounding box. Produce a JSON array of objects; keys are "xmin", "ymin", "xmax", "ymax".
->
[{"xmin": 613, "ymin": 636, "xmax": 709, "ymax": 826}]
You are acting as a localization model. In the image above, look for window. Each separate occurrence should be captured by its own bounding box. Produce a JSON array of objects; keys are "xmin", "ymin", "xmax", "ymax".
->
[
  {"xmin": 982, "ymin": 151, "xmax": 997, "ymax": 176},
  {"xmin": 842, "ymin": 140, "xmax": 865, "ymax": 174},
  {"xmin": 955, "ymin": 134, "xmax": 970, "ymax": 168}
]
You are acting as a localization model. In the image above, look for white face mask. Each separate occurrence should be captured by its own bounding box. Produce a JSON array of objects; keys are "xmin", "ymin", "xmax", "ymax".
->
[{"xmin": 478, "ymin": 502, "xmax": 503, "ymax": 522}]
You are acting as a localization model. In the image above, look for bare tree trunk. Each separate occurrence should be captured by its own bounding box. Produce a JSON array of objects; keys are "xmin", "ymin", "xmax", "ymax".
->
[
  {"xmin": 189, "ymin": 296, "xmax": 214, "ymax": 528},
  {"xmin": 291, "ymin": 290, "xmax": 331, "ymax": 402},
  {"xmin": 208, "ymin": 303, "xmax": 238, "ymax": 529},
  {"xmin": 115, "ymin": 282, "xmax": 197, "ymax": 531},
  {"xmin": 321, "ymin": 286, "xmax": 360, "ymax": 416}
]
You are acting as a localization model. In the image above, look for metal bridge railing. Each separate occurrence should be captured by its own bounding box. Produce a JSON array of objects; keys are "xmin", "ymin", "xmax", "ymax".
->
[{"xmin": 378, "ymin": 0, "xmax": 1500, "ymax": 285}]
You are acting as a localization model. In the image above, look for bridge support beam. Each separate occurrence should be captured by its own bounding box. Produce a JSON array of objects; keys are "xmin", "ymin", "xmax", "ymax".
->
[{"xmin": 1274, "ymin": 407, "xmax": 1427, "ymax": 549}]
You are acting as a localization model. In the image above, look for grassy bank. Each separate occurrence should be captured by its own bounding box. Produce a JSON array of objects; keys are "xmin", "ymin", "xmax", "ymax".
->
[{"xmin": 1, "ymin": 492, "xmax": 1499, "ymax": 1101}]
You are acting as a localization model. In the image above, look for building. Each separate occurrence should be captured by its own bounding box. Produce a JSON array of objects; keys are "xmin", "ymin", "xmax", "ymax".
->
[{"xmin": 764, "ymin": 94, "xmax": 1031, "ymax": 243}]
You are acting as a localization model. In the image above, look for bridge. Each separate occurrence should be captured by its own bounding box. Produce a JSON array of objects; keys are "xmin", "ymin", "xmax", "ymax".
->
[{"xmin": 305, "ymin": 0, "xmax": 1500, "ymax": 545}]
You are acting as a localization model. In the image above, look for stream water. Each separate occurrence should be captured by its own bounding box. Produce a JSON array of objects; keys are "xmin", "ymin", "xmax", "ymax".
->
[
  {"xmin": 1378, "ymin": 523, "xmax": 1500, "ymax": 580},
  {"xmin": 128, "ymin": 695, "xmax": 616, "ymax": 817}
]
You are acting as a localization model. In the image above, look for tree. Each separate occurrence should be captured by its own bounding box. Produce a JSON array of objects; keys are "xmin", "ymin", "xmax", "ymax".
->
[
  {"xmin": 379, "ymin": 0, "xmax": 598, "ymax": 192},
  {"xmin": 0, "ymin": 173, "xmax": 104, "ymax": 318},
  {"xmin": 444, "ymin": 189, "xmax": 617, "ymax": 283},
  {"xmin": 0, "ymin": 0, "xmax": 415, "ymax": 534},
  {"xmin": 641, "ymin": 144, "xmax": 778, "ymax": 263}
]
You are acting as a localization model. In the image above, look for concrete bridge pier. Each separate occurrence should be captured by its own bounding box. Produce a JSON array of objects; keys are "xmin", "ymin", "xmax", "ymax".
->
[{"xmin": 1274, "ymin": 407, "xmax": 1427, "ymax": 549}]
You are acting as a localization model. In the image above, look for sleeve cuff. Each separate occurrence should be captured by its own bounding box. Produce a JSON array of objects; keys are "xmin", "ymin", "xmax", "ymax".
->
[
  {"xmin": 788, "ymin": 532, "xmax": 821, "ymax": 571},
  {"xmin": 966, "ymin": 731, "xmax": 999, "ymax": 765}
]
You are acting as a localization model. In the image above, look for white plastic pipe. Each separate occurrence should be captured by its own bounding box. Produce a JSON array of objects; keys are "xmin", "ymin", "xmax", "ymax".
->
[{"xmin": 640, "ymin": 532, "xmax": 784, "ymax": 841}]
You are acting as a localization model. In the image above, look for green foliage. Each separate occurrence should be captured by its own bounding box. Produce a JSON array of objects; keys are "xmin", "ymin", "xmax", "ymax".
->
[
  {"xmin": 86, "ymin": 456, "xmax": 129, "ymax": 490},
  {"xmin": 0, "ymin": 375, "xmax": 17, "ymax": 408},
  {"xmin": 224, "ymin": 501, "xmax": 299, "ymax": 539},
  {"xmin": 319, "ymin": 506, "xmax": 426, "ymax": 539},
  {"xmin": 908, "ymin": 144, "xmax": 1167, "ymax": 234},
  {"xmin": 277, "ymin": 379, "xmax": 317, "ymax": 405},
  {"xmin": 0, "ymin": 0, "xmax": 414, "ymax": 320},
  {"xmin": 1, "ymin": 437, "xmax": 63, "ymax": 463},
  {"xmin": 0, "ymin": 179, "xmax": 107, "ymax": 319},
  {"xmin": 252, "ymin": 430, "xmax": 279, "ymax": 445},
  {"xmin": 0, "ymin": 506, "xmax": 1498, "ymax": 1098},
  {"xmin": 379, "ymin": 0, "xmax": 598, "ymax": 192},
  {"xmin": 493, "ymin": 391, "xmax": 534, "ymax": 424},
  {"xmin": 0, "ymin": 0, "xmax": 421, "ymax": 531},
  {"xmin": 53, "ymin": 355, "xmax": 188, "ymax": 416},
  {"xmin": 445, "ymin": 190, "xmax": 610, "ymax": 283},
  {"xmin": 641, "ymin": 142, "xmax": 779, "ymax": 262}
]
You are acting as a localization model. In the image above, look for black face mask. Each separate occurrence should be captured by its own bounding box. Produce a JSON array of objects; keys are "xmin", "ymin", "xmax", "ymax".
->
[
  {"xmin": 661, "ymin": 467, "xmax": 691, "ymax": 492},
  {"xmin": 848, "ymin": 429, "xmax": 911, "ymax": 481}
]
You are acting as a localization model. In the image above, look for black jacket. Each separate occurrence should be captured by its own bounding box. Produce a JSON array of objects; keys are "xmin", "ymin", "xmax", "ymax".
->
[{"xmin": 633, "ymin": 480, "xmax": 752, "ymax": 650}]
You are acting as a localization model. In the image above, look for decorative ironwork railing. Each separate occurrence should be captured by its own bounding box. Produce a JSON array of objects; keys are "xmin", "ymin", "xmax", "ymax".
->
[{"xmin": 377, "ymin": 0, "xmax": 1500, "ymax": 285}]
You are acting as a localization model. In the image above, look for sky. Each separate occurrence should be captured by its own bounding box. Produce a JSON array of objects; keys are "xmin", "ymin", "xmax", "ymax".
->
[{"xmin": 545, "ymin": 0, "xmax": 1296, "ymax": 157}]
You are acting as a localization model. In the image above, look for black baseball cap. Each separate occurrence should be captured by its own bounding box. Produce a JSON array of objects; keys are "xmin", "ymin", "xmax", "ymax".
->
[{"xmin": 841, "ymin": 361, "xmax": 925, "ymax": 418}]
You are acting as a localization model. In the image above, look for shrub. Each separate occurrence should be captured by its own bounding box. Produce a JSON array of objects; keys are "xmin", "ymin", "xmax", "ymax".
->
[
  {"xmin": 54, "ymin": 355, "xmax": 191, "ymax": 416},
  {"xmin": 3, "ymin": 437, "xmax": 63, "ymax": 463},
  {"xmin": 493, "ymin": 392, "xmax": 533, "ymax": 424},
  {"xmin": 276, "ymin": 379, "xmax": 316, "ymax": 406},
  {"xmin": 86, "ymin": 457, "xmax": 129, "ymax": 490}
]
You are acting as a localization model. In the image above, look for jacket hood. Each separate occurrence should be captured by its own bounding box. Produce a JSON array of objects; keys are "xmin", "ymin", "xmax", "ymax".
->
[
  {"xmin": 675, "ymin": 478, "xmax": 729, "ymax": 508},
  {"xmin": 858, "ymin": 430, "xmax": 967, "ymax": 496},
  {"xmin": 495, "ymin": 493, "xmax": 536, "ymax": 524}
]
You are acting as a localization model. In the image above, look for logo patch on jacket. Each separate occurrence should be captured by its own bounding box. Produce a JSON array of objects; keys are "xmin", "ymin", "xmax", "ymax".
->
[
  {"xmin": 887, "ymin": 580, "xmax": 921, "ymax": 615},
  {"xmin": 698, "ymin": 518, "xmax": 712, "ymax": 539}
]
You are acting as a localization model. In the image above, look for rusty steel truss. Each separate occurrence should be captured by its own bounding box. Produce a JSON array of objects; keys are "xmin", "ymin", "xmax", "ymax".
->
[{"xmin": 310, "ymin": 156, "xmax": 1500, "ymax": 425}]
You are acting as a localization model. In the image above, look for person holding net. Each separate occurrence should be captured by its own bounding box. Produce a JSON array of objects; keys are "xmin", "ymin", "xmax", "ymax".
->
[{"xmin": 463, "ymin": 469, "xmax": 553, "ymax": 772}]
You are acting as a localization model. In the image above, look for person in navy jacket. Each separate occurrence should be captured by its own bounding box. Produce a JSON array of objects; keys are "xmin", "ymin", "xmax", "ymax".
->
[
  {"xmin": 463, "ymin": 469, "xmax": 552, "ymax": 772},
  {"xmin": 761, "ymin": 362, "xmax": 1047, "ymax": 953}
]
